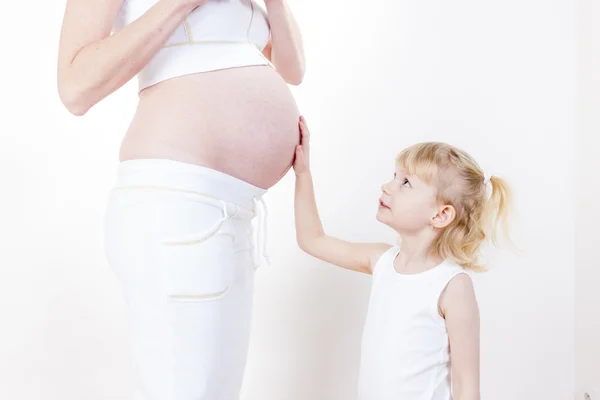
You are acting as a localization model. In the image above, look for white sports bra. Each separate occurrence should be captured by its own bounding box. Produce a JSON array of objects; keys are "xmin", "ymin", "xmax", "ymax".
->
[{"xmin": 113, "ymin": 0, "xmax": 273, "ymax": 92}]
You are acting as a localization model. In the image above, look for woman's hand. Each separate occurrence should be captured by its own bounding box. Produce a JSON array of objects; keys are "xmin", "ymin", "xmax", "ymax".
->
[
  {"xmin": 293, "ymin": 116, "xmax": 311, "ymax": 176},
  {"xmin": 177, "ymin": 0, "xmax": 207, "ymax": 10},
  {"xmin": 262, "ymin": 0, "xmax": 305, "ymax": 85}
]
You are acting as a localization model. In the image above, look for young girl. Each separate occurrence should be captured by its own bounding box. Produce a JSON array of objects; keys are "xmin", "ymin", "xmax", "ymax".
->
[{"xmin": 293, "ymin": 116, "xmax": 511, "ymax": 400}]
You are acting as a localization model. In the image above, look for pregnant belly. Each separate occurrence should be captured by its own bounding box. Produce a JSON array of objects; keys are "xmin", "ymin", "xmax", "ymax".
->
[{"xmin": 120, "ymin": 66, "xmax": 301, "ymax": 189}]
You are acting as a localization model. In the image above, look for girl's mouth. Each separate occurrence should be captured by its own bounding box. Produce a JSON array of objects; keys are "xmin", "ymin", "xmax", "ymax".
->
[{"xmin": 379, "ymin": 199, "xmax": 390, "ymax": 209}]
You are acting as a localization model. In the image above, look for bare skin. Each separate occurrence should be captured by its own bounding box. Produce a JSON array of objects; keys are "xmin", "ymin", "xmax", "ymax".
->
[
  {"xmin": 57, "ymin": 0, "xmax": 306, "ymax": 189},
  {"xmin": 122, "ymin": 65, "xmax": 300, "ymax": 188}
]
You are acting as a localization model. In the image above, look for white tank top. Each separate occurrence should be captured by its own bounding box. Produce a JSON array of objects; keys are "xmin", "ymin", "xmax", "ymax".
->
[
  {"xmin": 357, "ymin": 245, "xmax": 469, "ymax": 400},
  {"xmin": 113, "ymin": 0, "xmax": 272, "ymax": 92}
]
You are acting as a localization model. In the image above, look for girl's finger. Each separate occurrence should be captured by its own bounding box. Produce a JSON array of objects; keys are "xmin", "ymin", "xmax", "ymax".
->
[
  {"xmin": 300, "ymin": 115, "xmax": 308, "ymax": 129},
  {"xmin": 299, "ymin": 117, "xmax": 309, "ymax": 132},
  {"xmin": 300, "ymin": 124, "xmax": 309, "ymax": 144}
]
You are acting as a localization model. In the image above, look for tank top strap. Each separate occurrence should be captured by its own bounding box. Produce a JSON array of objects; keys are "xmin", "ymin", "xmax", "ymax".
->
[{"xmin": 372, "ymin": 245, "xmax": 400, "ymax": 278}]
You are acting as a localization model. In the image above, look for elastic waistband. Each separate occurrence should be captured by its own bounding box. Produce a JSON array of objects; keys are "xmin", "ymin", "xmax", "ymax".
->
[
  {"xmin": 113, "ymin": 159, "xmax": 267, "ymax": 212},
  {"xmin": 138, "ymin": 42, "xmax": 272, "ymax": 92}
]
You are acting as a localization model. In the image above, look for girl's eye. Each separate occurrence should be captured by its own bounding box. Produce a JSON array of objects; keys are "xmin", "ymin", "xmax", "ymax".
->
[{"xmin": 392, "ymin": 174, "xmax": 410, "ymax": 187}]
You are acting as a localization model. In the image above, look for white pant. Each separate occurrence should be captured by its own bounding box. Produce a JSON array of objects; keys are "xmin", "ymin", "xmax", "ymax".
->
[{"xmin": 104, "ymin": 159, "xmax": 268, "ymax": 400}]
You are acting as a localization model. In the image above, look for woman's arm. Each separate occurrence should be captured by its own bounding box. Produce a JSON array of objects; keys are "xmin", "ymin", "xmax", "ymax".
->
[
  {"xmin": 262, "ymin": 0, "xmax": 306, "ymax": 85},
  {"xmin": 57, "ymin": 0, "xmax": 203, "ymax": 116},
  {"xmin": 293, "ymin": 117, "xmax": 390, "ymax": 274},
  {"xmin": 440, "ymin": 274, "xmax": 481, "ymax": 400}
]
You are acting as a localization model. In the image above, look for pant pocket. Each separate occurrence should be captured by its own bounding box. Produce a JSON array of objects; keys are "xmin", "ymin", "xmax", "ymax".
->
[
  {"xmin": 160, "ymin": 231, "xmax": 236, "ymax": 302},
  {"xmin": 156, "ymin": 194, "xmax": 237, "ymax": 303}
]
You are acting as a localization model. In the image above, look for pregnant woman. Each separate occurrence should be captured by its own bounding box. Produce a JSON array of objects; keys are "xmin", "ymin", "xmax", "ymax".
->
[{"xmin": 57, "ymin": 0, "xmax": 304, "ymax": 398}]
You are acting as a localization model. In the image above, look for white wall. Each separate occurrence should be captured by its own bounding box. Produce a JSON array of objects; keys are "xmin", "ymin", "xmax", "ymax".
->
[
  {"xmin": 0, "ymin": 0, "xmax": 576, "ymax": 399},
  {"xmin": 576, "ymin": 0, "xmax": 600, "ymax": 399}
]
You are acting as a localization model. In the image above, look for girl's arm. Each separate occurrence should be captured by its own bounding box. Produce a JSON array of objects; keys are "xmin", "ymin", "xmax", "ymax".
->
[
  {"xmin": 262, "ymin": 0, "xmax": 306, "ymax": 85},
  {"xmin": 57, "ymin": 0, "xmax": 202, "ymax": 116},
  {"xmin": 440, "ymin": 274, "xmax": 481, "ymax": 400},
  {"xmin": 293, "ymin": 116, "xmax": 390, "ymax": 274}
]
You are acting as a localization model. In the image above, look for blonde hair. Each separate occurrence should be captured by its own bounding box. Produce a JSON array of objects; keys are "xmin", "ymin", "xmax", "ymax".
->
[{"xmin": 396, "ymin": 142, "xmax": 512, "ymax": 272}]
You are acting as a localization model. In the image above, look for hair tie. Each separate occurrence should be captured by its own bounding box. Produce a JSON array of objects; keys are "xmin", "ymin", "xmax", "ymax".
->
[{"xmin": 483, "ymin": 173, "xmax": 492, "ymax": 185}]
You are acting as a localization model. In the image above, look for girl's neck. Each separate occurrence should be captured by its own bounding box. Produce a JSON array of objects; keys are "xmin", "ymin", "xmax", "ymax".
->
[{"xmin": 395, "ymin": 235, "xmax": 443, "ymax": 275}]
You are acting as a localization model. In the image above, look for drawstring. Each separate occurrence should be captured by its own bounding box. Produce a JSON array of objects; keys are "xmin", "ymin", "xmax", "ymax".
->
[
  {"xmin": 259, "ymin": 197, "xmax": 270, "ymax": 266},
  {"xmin": 253, "ymin": 197, "xmax": 270, "ymax": 269},
  {"xmin": 211, "ymin": 196, "xmax": 269, "ymax": 270},
  {"xmin": 220, "ymin": 200, "xmax": 229, "ymax": 220}
]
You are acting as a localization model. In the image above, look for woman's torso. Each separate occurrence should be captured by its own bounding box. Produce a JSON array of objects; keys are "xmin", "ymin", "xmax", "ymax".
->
[{"xmin": 114, "ymin": 0, "xmax": 300, "ymax": 189}]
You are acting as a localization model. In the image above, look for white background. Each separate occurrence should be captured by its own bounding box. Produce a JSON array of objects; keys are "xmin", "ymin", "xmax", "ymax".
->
[
  {"xmin": 0, "ymin": 0, "xmax": 594, "ymax": 399},
  {"xmin": 576, "ymin": 0, "xmax": 600, "ymax": 398}
]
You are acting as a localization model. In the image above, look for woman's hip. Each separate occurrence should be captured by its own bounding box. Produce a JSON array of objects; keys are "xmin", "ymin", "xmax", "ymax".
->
[{"xmin": 103, "ymin": 159, "xmax": 271, "ymax": 294}]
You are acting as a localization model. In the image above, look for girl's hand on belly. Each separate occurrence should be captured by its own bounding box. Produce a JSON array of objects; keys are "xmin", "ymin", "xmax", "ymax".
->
[{"xmin": 293, "ymin": 116, "xmax": 310, "ymax": 176}]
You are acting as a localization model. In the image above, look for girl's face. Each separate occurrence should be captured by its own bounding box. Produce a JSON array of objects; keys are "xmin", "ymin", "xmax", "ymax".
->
[{"xmin": 376, "ymin": 165, "xmax": 449, "ymax": 234}]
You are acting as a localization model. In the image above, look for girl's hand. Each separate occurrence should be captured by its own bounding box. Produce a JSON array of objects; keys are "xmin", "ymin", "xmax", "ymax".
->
[{"xmin": 293, "ymin": 116, "xmax": 311, "ymax": 176}]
